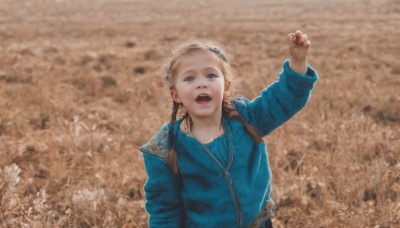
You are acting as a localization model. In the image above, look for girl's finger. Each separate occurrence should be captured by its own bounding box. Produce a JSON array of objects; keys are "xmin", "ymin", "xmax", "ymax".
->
[
  {"xmin": 288, "ymin": 33, "xmax": 296, "ymax": 47},
  {"xmin": 289, "ymin": 33, "xmax": 296, "ymax": 41},
  {"xmin": 297, "ymin": 34, "xmax": 309, "ymax": 46},
  {"xmin": 295, "ymin": 30, "xmax": 302, "ymax": 36},
  {"xmin": 302, "ymin": 34, "xmax": 308, "ymax": 44},
  {"xmin": 295, "ymin": 30, "xmax": 303, "ymax": 40},
  {"xmin": 303, "ymin": 40, "xmax": 311, "ymax": 48},
  {"xmin": 289, "ymin": 31, "xmax": 310, "ymax": 47}
]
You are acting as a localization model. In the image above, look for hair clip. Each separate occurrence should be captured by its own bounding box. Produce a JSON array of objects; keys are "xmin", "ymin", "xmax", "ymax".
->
[{"xmin": 208, "ymin": 47, "xmax": 228, "ymax": 62}]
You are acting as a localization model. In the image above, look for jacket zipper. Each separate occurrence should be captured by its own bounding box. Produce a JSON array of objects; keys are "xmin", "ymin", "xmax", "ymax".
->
[{"xmin": 195, "ymin": 121, "xmax": 243, "ymax": 228}]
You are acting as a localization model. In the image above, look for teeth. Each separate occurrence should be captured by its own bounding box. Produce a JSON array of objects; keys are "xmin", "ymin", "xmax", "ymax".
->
[{"xmin": 196, "ymin": 94, "xmax": 211, "ymax": 102}]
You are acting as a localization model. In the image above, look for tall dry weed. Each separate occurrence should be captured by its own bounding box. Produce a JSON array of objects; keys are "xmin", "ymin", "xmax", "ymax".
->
[{"xmin": 0, "ymin": 164, "xmax": 58, "ymax": 227}]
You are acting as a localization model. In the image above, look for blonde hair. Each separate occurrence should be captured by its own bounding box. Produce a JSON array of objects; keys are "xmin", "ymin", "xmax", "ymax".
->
[{"xmin": 163, "ymin": 39, "xmax": 263, "ymax": 174}]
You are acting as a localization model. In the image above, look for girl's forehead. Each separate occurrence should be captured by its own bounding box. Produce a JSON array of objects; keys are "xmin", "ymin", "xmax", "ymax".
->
[{"xmin": 177, "ymin": 50, "xmax": 220, "ymax": 73}]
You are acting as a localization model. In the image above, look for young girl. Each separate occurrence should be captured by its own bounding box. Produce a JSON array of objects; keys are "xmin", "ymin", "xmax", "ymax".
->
[{"xmin": 139, "ymin": 30, "xmax": 318, "ymax": 228}]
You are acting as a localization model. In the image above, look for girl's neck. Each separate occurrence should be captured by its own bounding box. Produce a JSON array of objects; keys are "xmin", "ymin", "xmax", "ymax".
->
[{"xmin": 189, "ymin": 113, "xmax": 223, "ymax": 143}]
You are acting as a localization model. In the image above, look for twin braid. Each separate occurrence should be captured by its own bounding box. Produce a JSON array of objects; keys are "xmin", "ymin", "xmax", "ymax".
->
[
  {"xmin": 168, "ymin": 101, "xmax": 180, "ymax": 174},
  {"xmin": 222, "ymin": 99, "xmax": 264, "ymax": 143}
]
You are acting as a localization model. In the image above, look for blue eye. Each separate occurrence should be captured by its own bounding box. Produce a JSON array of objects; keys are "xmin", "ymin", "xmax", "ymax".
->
[
  {"xmin": 207, "ymin": 74, "xmax": 216, "ymax": 79},
  {"xmin": 184, "ymin": 76, "xmax": 194, "ymax": 82}
]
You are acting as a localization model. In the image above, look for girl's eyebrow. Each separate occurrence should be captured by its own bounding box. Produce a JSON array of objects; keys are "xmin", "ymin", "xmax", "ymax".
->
[
  {"xmin": 179, "ymin": 69, "xmax": 196, "ymax": 77},
  {"xmin": 179, "ymin": 66, "xmax": 221, "ymax": 77},
  {"xmin": 203, "ymin": 67, "xmax": 220, "ymax": 72}
]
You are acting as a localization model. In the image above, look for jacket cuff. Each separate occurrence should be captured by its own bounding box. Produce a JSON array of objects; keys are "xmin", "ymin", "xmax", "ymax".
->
[{"xmin": 282, "ymin": 59, "xmax": 318, "ymax": 96}]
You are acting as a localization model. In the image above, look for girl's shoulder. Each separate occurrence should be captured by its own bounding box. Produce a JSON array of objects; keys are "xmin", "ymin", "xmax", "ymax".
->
[
  {"xmin": 232, "ymin": 96, "xmax": 251, "ymax": 108},
  {"xmin": 231, "ymin": 97, "xmax": 252, "ymax": 118},
  {"xmin": 138, "ymin": 123, "xmax": 172, "ymax": 162}
]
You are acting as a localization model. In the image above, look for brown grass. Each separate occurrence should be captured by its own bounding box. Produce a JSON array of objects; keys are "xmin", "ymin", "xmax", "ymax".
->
[{"xmin": 0, "ymin": 0, "xmax": 399, "ymax": 227}]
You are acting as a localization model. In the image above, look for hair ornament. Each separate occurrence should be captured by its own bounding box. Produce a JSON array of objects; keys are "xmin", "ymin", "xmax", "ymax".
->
[{"xmin": 208, "ymin": 47, "xmax": 228, "ymax": 62}]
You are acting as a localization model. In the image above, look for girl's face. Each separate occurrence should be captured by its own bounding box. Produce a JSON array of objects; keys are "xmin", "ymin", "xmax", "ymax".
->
[{"xmin": 171, "ymin": 50, "xmax": 225, "ymax": 120}]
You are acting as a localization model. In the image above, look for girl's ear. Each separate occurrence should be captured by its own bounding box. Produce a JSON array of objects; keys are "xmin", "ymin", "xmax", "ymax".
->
[
  {"xmin": 170, "ymin": 90, "xmax": 182, "ymax": 103},
  {"xmin": 225, "ymin": 80, "xmax": 231, "ymax": 91}
]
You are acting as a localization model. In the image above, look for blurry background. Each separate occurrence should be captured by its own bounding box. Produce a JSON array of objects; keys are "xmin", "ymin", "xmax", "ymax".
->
[{"xmin": 0, "ymin": 0, "xmax": 399, "ymax": 227}]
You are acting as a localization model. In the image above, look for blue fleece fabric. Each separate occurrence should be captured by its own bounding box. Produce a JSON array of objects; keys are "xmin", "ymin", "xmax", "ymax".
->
[{"xmin": 139, "ymin": 59, "xmax": 318, "ymax": 228}]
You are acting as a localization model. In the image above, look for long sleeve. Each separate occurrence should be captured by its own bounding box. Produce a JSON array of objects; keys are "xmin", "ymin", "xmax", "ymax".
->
[
  {"xmin": 142, "ymin": 154, "xmax": 184, "ymax": 227},
  {"xmin": 139, "ymin": 123, "xmax": 184, "ymax": 227},
  {"xmin": 233, "ymin": 59, "xmax": 318, "ymax": 137}
]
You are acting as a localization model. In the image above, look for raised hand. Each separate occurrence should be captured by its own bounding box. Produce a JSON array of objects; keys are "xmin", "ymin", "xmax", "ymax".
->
[{"xmin": 288, "ymin": 30, "xmax": 310, "ymax": 75}]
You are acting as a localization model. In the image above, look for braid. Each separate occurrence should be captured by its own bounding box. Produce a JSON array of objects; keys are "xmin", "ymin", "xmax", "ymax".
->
[
  {"xmin": 223, "ymin": 98, "xmax": 263, "ymax": 143},
  {"xmin": 168, "ymin": 101, "xmax": 180, "ymax": 174},
  {"xmin": 182, "ymin": 111, "xmax": 190, "ymax": 120}
]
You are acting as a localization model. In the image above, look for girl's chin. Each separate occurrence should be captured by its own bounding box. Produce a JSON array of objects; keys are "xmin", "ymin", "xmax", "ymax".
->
[{"xmin": 187, "ymin": 110, "xmax": 222, "ymax": 119}]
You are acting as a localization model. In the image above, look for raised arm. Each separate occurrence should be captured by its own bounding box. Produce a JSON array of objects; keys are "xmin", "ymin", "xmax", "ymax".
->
[{"xmin": 233, "ymin": 31, "xmax": 318, "ymax": 137}]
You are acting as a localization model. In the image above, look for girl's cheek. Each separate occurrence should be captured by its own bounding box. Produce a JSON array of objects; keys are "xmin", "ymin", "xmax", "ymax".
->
[{"xmin": 182, "ymin": 87, "xmax": 192, "ymax": 94}]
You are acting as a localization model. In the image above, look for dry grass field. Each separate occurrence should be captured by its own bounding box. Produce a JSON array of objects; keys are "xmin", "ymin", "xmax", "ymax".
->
[{"xmin": 0, "ymin": 0, "xmax": 399, "ymax": 227}]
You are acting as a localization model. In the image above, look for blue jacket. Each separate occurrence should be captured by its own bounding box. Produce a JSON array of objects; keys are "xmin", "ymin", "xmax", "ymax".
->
[{"xmin": 139, "ymin": 60, "xmax": 318, "ymax": 228}]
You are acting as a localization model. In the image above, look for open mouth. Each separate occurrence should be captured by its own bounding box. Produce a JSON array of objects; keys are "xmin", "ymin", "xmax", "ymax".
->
[{"xmin": 195, "ymin": 93, "xmax": 212, "ymax": 103}]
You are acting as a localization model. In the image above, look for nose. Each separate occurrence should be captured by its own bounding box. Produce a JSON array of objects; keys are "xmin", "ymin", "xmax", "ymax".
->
[
  {"xmin": 196, "ymin": 78, "xmax": 207, "ymax": 89},
  {"xmin": 197, "ymin": 83, "xmax": 207, "ymax": 89}
]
